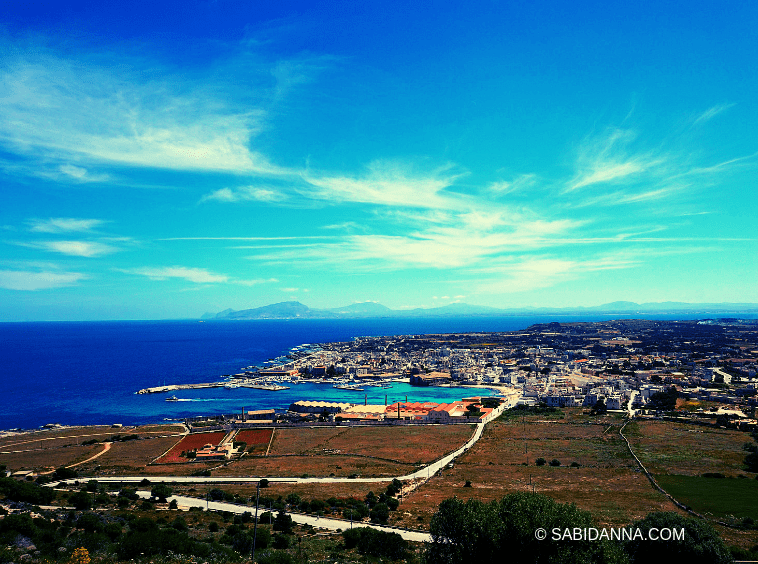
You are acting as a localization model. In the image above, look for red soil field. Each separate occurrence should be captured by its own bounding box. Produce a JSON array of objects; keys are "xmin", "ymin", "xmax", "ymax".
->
[
  {"xmin": 235, "ymin": 429, "xmax": 273, "ymax": 446},
  {"xmin": 155, "ymin": 431, "xmax": 227, "ymax": 463}
]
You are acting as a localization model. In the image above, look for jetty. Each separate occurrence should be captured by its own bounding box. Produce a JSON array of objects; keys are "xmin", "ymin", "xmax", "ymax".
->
[{"xmin": 135, "ymin": 382, "xmax": 227, "ymax": 394}]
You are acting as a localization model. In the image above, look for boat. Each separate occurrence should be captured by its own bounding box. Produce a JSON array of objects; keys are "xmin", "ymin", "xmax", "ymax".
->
[{"xmin": 165, "ymin": 395, "xmax": 179, "ymax": 402}]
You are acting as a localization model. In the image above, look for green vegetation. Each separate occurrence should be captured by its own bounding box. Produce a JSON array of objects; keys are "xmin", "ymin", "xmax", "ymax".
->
[
  {"xmin": 0, "ymin": 476, "xmax": 55, "ymax": 505},
  {"xmin": 654, "ymin": 474, "xmax": 758, "ymax": 522},
  {"xmin": 426, "ymin": 493, "xmax": 627, "ymax": 563},
  {"xmin": 426, "ymin": 493, "xmax": 732, "ymax": 564},
  {"xmin": 342, "ymin": 527, "xmax": 408, "ymax": 560},
  {"xmin": 498, "ymin": 404, "xmax": 561, "ymax": 420},
  {"xmin": 625, "ymin": 512, "xmax": 732, "ymax": 564}
]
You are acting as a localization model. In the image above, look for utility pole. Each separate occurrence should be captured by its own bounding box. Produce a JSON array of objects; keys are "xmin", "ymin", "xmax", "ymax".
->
[{"xmin": 251, "ymin": 481, "xmax": 261, "ymax": 562}]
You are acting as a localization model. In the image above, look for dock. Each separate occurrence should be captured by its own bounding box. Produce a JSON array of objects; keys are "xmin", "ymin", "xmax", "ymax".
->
[{"xmin": 135, "ymin": 382, "xmax": 227, "ymax": 394}]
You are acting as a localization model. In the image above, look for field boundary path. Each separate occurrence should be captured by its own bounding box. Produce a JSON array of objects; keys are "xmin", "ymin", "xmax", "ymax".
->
[
  {"xmin": 619, "ymin": 418, "xmax": 705, "ymax": 519},
  {"xmin": 66, "ymin": 441, "xmax": 112, "ymax": 468}
]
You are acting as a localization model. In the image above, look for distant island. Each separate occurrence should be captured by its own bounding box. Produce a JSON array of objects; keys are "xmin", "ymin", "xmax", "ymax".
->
[{"xmin": 202, "ymin": 300, "xmax": 758, "ymax": 320}]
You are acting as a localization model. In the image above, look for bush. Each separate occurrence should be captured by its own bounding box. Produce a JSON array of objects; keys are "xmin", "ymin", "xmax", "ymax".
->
[
  {"xmin": 426, "ymin": 493, "xmax": 626, "ymax": 563},
  {"xmin": 535, "ymin": 458, "xmax": 546, "ymax": 466},
  {"xmin": 208, "ymin": 521, "xmax": 219, "ymax": 532},
  {"xmin": 342, "ymin": 527, "xmax": 407, "ymax": 560},
  {"xmin": 254, "ymin": 526, "xmax": 271, "ymax": 549},
  {"xmin": 273, "ymin": 511, "xmax": 294, "ymax": 534},
  {"xmin": 151, "ymin": 484, "xmax": 173, "ymax": 502},
  {"xmin": 549, "ymin": 459, "xmax": 561, "ymax": 467},
  {"xmin": 626, "ymin": 512, "xmax": 731, "ymax": 564},
  {"xmin": 0, "ymin": 477, "xmax": 55, "ymax": 505},
  {"xmin": 369, "ymin": 502, "xmax": 389, "ymax": 524},
  {"xmin": 52, "ymin": 467, "xmax": 78, "ymax": 480},
  {"xmin": 272, "ymin": 533, "xmax": 290, "ymax": 549},
  {"xmin": 69, "ymin": 491, "xmax": 93, "ymax": 510},
  {"xmin": 258, "ymin": 551, "xmax": 294, "ymax": 564}
]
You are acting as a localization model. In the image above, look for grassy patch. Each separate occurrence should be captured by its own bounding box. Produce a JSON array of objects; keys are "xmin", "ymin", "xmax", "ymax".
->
[{"xmin": 655, "ymin": 474, "xmax": 758, "ymax": 521}]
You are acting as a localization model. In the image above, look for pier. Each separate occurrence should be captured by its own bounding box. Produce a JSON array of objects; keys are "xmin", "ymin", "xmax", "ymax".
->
[{"xmin": 135, "ymin": 382, "xmax": 227, "ymax": 394}]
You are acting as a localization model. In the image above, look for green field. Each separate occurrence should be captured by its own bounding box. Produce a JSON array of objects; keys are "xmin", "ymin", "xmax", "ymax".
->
[{"xmin": 655, "ymin": 474, "xmax": 758, "ymax": 522}]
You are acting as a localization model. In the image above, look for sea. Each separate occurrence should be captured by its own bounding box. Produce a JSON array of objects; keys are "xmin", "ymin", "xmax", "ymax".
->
[{"xmin": 0, "ymin": 313, "xmax": 746, "ymax": 431}]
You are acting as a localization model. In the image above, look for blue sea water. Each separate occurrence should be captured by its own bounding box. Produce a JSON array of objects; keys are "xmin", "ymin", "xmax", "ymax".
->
[{"xmin": 0, "ymin": 313, "xmax": 735, "ymax": 430}]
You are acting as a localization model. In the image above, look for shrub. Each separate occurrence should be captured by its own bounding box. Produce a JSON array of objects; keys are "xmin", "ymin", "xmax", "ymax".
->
[
  {"xmin": 370, "ymin": 503, "xmax": 389, "ymax": 524},
  {"xmin": 273, "ymin": 511, "xmax": 294, "ymax": 534},
  {"xmin": 626, "ymin": 512, "xmax": 731, "ymax": 564},
  {"xmin": 549, "ymin": 459, "xmax": 561, "ymax": 467},
  {"xmin": 535, "ymin": 458, "xmax": 546, "ymax": 466},
  {"xmin": 342, "ymin": 528, "xmax": 407, "ymax": 560}
]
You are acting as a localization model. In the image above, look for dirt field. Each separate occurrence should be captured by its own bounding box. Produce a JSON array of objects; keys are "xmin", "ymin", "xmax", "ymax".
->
[
  {"xmin": 269, "ymin": 424, "xmax": 474, "ymax": 463},
  {"xmin": 388, "ymin": 410, "xmax": 681, "ymax": 531},
  {"xmin": 625, "ymin": 419, "xmax": 749, "ymax": 476},
  {"xmin": 0, "ymin": 424, "xmax": 185, "ymax": 472},
  {"xmin": 213, "ymin": 454, "xmax": 412, "ymax": 478}
]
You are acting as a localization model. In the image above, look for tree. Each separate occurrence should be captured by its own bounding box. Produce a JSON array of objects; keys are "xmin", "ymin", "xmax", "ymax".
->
[
  {"xmin": 69, "ymin": 491, "xmax": 92, "ymax": 510},
  {"xmin": 346, "ymin": 527, "xmax": 408, "ymax": 560},
  {"xmin": 625, "ymin": 512, "xmax": 731, "ymax": 564},
  {"xmin": 151, "ymin": 483, "xmax": 173, "ymax": 502},
  {"xmin": 647, "ymin": 387, "xmax": 678, "ymax": 411},
  {"xmin": 425, "ymin": 493, "xmax": 627, "ymax": 564},
  {"xmin": 273, "ymin": 511, "xmax": 294, "ymax": 534},
  {"xmin": 590, "ymin": 399, "xmax": 607, "ymax": 416},
  {"xmin": 370, "ymin": 502, "xmax": 389, "ymax": 524}
]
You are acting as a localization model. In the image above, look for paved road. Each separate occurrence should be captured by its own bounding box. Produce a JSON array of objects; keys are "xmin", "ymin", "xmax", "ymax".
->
[{"xmin": 135, "ymin": 491, "xmax": 432, "ymax": 542}]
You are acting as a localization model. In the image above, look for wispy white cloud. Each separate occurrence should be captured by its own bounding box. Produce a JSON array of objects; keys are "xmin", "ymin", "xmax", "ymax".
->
[
  {"xmin": 119, "ymin": 266, "xmax": 277, "ymax": 286},
  {"xmin": 121, "ymin": 266, "xmax": 229, "ymax": 283},
  {"xmin": 568, "ymin": 128, "xmax": 663, "ymax": 191},
  {"xmin": 472, "ymin": 254, "xmax": 639, "ymax": 294},
  {"xmin": 200, "ymin": 186, "xmax": 286, "ymax": 203},
  {"xmin": 0, "ymin": 49, "xmax": 281, "ymax": 175},
  {"xmin": 693, "ymin": 103, "xmax": 735, "ymax": 126},
  {"xmin": 29, "ymin": 218, "xmax": 105, "ymax": 233},
  {"xmin": 302, "ymin": 160, "xmax": 464, "ymax": 209},
  {"xmin": 20, "ymin": 240, "xmax": 117, "ymax": 257},
  {"xmin": 487, "ymin": 174, "xmax": 536, "ymax": 195},
  {"xmin": 0, "ymin": 269, "xmax": 87, "ymax": 290}
]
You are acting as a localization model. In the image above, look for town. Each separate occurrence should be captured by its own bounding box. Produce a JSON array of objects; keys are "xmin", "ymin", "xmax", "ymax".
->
[{"xmin": 193, "ymin": 318, "xmax": 758, "ymax": 430}]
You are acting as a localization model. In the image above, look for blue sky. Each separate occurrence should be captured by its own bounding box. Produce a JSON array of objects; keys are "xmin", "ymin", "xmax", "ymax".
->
[{"xmin": 1, "ymin": 1, "xmax": 757, "ymax": 321}]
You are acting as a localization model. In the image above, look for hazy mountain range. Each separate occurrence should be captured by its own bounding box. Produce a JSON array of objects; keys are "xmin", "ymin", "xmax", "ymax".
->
[{"xmin": 201, "ymin": 301, "xmax": 758, "ymax": 320}]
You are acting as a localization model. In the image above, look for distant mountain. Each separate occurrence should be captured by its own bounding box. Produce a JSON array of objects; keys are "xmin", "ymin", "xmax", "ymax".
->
[
  {"xmin": 399, "ymin": 303, "xmax": 505, "ymax": 317},
  {"xmin": 219, "ymin": 301, "xmax": 334, "ymax": 320},
  {"xmin": 206, "ymin": 300, "xmax": 758, "ymax": 320},
  {"xmin": 324, "ymin": 302, "xmax": 393, "ymax": 317}
]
